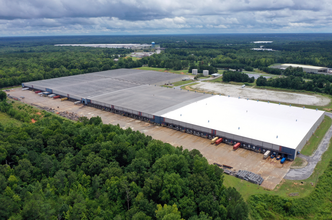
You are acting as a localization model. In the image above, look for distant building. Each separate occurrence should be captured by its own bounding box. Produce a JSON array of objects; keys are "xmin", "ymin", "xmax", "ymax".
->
[
  {"xmin": 203, "ymin": 70, "xmax": 209, "ymax": 76},
  {"xmin": 55, "ymin": 44, "xmax": 153, "ymax": 49},
  {"xmin": 192, "ymin": 69, "xmax": 198, "ymax": 75},
  {"xmin": 253, "ymin": 41, "xmax": 273, "ymax": 44},
  {"xmin": 278, "ymin": 64, "xmax": 329, "ymax": 74},
  {"xmin": 251, "ymin": 46, "xmax": 274, "ymax": 51}
]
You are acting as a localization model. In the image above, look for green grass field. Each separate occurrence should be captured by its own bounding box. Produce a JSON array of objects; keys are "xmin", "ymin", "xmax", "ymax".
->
[
  {"xmin": 208, "ymin": 77, "xmax": 223, "ymax": 83},
  {"xmin": 126, "ymin": 56, "xmax": 141, "ymax": 61},
  {"xmin": 136, "ymin": 67, "xmax": 189, "ymax": 75},
  {"xmin": 172, "ymin": 80, "xmax": 194, "ymax": 87},
  {"xmin": 180, "ymin": 83, "xmax": 199, "ymax": 90},
  {"xmin": 300, "ymin": 116, "xmax": 332, "ymax": 156},
  {"xmin": 0, "ymin": 112, "xmax": 22, "ymax": 127},
  {"xmin": 292, "ymin": 157, "xmax": 305, "ymax": 167}
]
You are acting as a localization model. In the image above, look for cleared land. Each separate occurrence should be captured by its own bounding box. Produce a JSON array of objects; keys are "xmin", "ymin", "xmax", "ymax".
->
[
  {"xmin": 0, "ymin": 112, "xmax": 22, "ymax": 127},
  {"xmin": 192, "ymin": 82, "xmax": 330, "ymax": 106},
  {"xmin": 10, "ymin": 88, "xmax": 292, "ymax": 190}
]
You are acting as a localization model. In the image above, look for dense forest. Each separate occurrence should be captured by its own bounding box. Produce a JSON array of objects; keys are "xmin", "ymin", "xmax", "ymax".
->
[
  {"xmin": 1, "ymin": 34, "xmax": 332, "ymax": 89},
  {"xmin": 0, "ymin": 47, "xmax": 143, "ymax": 88},
  {"xmin": 0, "ymin": 97, "xmax": 248, "ymax": 220}
]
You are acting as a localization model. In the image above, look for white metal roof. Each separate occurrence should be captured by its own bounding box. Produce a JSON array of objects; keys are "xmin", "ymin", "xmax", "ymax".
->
[
  {"xmin": 281, "ymin": 63, "xmax": 328, "ymax": 70},
  {"xmin": 161, "ymin": 95, "xmax": 324, "ymax": 149}
]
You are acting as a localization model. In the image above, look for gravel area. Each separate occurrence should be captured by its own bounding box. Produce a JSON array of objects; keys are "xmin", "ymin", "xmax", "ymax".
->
[
  {"xmin": 192, "ymin": 82, "xmax": 330, "ymax": 106},
  {"xmin": 284, "ymin": 112, "xmax": 332, "ymax": 180}
]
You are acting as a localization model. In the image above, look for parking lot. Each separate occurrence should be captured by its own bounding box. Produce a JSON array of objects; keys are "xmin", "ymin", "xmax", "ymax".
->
[{"xmin": 10, "ymin": 88, "xmax": 292, "ymax": 190}]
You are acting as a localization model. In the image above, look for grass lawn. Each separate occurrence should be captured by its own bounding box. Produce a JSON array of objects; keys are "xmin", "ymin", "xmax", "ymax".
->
[
  {"xmin": 161, "ymin": 85, "xmax": 173, "ymax": 88},
  {"xmin": 197, "ymin": 76, "xmax": 211, "ymax": 79},
  {"xmin": 0, "ymin": 112, "xmax": 22, "ymax": 127},
  {"xmin": 136, "ymin": 67, "xmax": 189, "ymax": 75},
  {"xmin": 172, "ymin": 80, "xmax": 194, "ymax": 87},
  {"xmin": 300, "ymin": 116, "xmax": 332, "ymax": 156},
  {"xmin": 180, "ymin": 83, "xmax": 199, "ymax": 90},
  {"xmin": 1, "ymin": 86, "xmax": 21, "ymax": 90},
  {"xmin": 292, "ymin": 157, "xmax": 305, "ymax": 167},
  {"xmin": 208, "ymin": 77, "xmax": 223, "ymax": 83},
  {"xmin": 223, "ymin": 175, "xmax": 271, "ymax": 201},
  {"xmin": 126, "ymin": 56, "xmax": 141, "ymax": 61}
]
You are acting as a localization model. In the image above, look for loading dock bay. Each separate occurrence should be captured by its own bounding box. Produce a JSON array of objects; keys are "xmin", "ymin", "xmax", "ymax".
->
[{"xmin": 10, "ymin": 88, "xmax": 292, "ymax": 190}]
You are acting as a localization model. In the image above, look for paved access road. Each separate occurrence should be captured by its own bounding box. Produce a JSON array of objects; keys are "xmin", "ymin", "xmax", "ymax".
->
[{"xmin": 284, "ymin": 112, "xmax": 332, "ymax": 180}]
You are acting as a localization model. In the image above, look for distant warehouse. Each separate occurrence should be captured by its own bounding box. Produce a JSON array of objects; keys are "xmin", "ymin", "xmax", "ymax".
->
[
  {"xmin": 277, "ymin": 64, "xmax": 329, "ymax": 74},
  {"xmin": 22, "ymin": 69, "xmax": 325, "ymax": 161}
]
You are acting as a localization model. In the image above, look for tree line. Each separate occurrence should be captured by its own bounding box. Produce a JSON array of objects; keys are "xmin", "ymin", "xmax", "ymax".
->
[
  {"xmin": 222, "ymin": 71, "xmax": 255, "ymax": 83},
  {"xmin": 256, "ymin": 67, "xmax": 332, "ymax": 95},
  {"xmin": 0, "ymin": 47, "xmax": 142, "ymax": 88},
  {"xmin": 249, "ymin": 159, "xmax": 332, "ymax": 219}
]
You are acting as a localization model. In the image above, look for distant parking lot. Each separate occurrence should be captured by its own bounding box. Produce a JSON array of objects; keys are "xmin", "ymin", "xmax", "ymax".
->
[{"xmin": 246, "ymin": 73, "xmax": 271, "ymax": 79}]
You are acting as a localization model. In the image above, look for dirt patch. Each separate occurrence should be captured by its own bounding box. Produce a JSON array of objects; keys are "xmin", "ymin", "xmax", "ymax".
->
[
  {"xmin": 31, "ymin": 119, "xmax": 36, "ymax": 123},
  {"xmin": 185, "ymin": 85, "xmax": 194, "ymax": 91},
  {"xmin": 274, "ymin": 179, "xmax": 286, "ymax": 190},
  {"xmin": 36, "ymin": 112, "xmax": 41, "ymax": 115},
  {"xmin": 192, "ymin": 82, "xmax": 330, "ymax": 106},
  {"xmin": 289, "ymin": 193, "xmax": 299, "ymax": 197}
]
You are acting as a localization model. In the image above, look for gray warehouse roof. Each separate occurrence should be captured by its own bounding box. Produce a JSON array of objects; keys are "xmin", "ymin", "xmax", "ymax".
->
[
  {"xmin": 22, "ymin": 68, "xmax": 325, "ymax": 153},
  {"xmin": 23, "ymin": 69, "xmax": 184, "ymax": 99},
  {"xmin": 23, "ymin": 69, "xmax": 207, "ymax": 115},
  {"xmin": 91, "ymin": 85, "xmax": 207, "ymax": 115}
]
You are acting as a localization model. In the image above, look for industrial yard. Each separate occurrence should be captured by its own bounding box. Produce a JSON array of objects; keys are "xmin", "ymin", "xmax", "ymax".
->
[
  {"xmin": 191, "ymin": 82, "xmax": 330, "ymax": 106},
  {"xmin": 9, "ymin": 87, "xmax": 292, "ymax": 190},
  {"xmin": 14, "ymin": 68, "xmax": 327, "ymax": 190}
]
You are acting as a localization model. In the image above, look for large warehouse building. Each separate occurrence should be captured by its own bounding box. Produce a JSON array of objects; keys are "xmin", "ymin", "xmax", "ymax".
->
[
  {"xmin": 277, "ymin": 63, "xmax": 329, "ymax": 74},
  {"xmin": 22, "ymin": 69, "xmax": 325, "ymax": 160}
]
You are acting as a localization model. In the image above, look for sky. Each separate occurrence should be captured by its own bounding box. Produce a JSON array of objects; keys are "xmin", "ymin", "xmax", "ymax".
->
[{"xmin": 0, "ymin": 0, "xmax": 332, "ymax": 36}]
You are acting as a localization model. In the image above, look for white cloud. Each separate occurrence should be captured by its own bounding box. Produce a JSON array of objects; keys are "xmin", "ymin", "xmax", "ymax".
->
[{"xmin": 0, "ymin": 0, "xmax": 331, "ymax": 35}]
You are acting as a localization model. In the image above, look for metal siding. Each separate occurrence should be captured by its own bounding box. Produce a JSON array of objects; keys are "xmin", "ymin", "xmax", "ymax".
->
[
  {"xmin": 199, "ymin": 126, "xmax": 210, "ymax": 133},
  {"xmin": 251, "ymin": 139, "xmax": 262, "ymax": 146},
  {"xmin": 232, "ymin": 134, "xmax": 243, "ymax": 142},
  {"xmin": 272, "ymin": 145, "xmax": 280, "ymax": 151},
  {"xmin": 242, "ymin": 137, "xmax": 254, "ymax": 145},
  {"xmin": 260, "ymin": 142, "xmax": 272, "ymax": 150},
  {"xmin": 215, "ymin": 131, "xmax": 226, "ymax": 137}
]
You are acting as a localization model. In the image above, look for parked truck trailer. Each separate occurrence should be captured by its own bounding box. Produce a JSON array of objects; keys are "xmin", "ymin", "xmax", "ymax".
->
[
  {"xmin": 263, "ymin": 150, "xmax": 271, "ymax": 159},
  {"xmin": 215, "ymin": 138, "xmax": 223, "ymax": 145},
  {"xmin": 211, "ymin": 137, "xmax": 218, "ymax": 144},
  {"xmin": 233, "ymin": 142, "xmax": 241, "ymax": 150}
]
